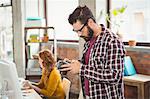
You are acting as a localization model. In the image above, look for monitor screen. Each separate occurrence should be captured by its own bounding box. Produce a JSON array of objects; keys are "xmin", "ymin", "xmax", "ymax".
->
[{"xmin": 0, "ymin": 60, "xmax": 23, "ymax": 99}]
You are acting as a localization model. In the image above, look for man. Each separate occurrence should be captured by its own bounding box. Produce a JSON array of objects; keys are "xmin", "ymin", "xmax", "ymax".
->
[{"xmin": 60, "ymin": 5, "xmax": 126, "ymax": 99}]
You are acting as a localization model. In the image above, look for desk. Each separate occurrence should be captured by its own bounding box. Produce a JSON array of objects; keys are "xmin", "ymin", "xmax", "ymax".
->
[
  {"xmin": 18, "ymin": 78, "xmax": 42, "ymax": 99},
  {"xmin": 22, "ymin": 89, "xmax": 42, "ymax": 99},
  {"xmin": 123, "ymin": 74, "xmax": 150, "ymax": 99}
]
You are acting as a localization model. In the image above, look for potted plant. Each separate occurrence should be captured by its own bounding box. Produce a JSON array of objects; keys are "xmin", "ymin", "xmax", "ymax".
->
[
  {"xmin": 128, "ymin": 40, "xmax": 136, "ymax": 47},
  {"xmin": 98, "ymin": 5, "xmax": 127, "ymax": 39},
  {"xmin": 42, "ymin": 33, "xmax": 49, "ymax": 42}
]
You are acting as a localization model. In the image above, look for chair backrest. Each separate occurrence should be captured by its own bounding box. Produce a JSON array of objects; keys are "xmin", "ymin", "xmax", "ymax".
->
[
  {"xmin": 62, "ymin": 78, "xmax": 71, "ymax": 99},
  {"xmin": 78, "ymin": 88, "xmax": 84, "ymax": 99}
]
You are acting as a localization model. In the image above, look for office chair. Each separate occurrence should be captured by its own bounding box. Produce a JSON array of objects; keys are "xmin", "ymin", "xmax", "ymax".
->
[{"xmin": 62, "ymin": 78, "xmax": 71, "ymax": 99}]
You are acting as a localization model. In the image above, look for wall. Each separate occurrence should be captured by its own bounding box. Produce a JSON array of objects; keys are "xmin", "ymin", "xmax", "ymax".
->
[
  {"xmin": 12, "ymin": 0, "xmax": 25, "ymax": 77},
  {"xmin": 57, "ymin": 45, "xmax": 150, "ymax": 76},
  {"xmin": 57, "ymin": 43, "xmax": 79, "ymax": 60},
  {"xmin": 125, "ymin": 46, "xmax": 150, "ymax": 99},
  {"xmin": 126, "ymin": 46, "xmax": 150, "ymax": 75},
  {"xmin": 57, "ymin": 43, "xmax": 80, "ymax": 97}
]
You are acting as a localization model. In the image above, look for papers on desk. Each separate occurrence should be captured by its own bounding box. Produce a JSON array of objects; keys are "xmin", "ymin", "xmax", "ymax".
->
[
  {"xmin": 22, "ymin": 89, "xmax": 32, "ymax": 95},
  {"xmin": 18, "ymin": 78, "xmax": 42, "ymax": 99},
  {"xmin": 22, "ymin": 89, "xmax": 35, "ymax": 99},
  {"xmin": 22, "ymin": 89, "xmax": 42, "ymax": 99}
]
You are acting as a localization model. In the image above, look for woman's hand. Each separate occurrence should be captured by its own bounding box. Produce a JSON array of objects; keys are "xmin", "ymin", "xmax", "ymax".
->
[
  {"xmin": 22, "ymin": 80, "xmax": 41, "ymax": 93},
  {"xmin": 22, "ymin": 80, "xmax": 31, "ymax": 89}
]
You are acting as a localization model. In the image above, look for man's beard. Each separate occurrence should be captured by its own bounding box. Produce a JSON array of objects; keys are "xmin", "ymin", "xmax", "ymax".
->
[{"xmin": 80, "ymin": 26, "xmax": 94, "ymax": 41}]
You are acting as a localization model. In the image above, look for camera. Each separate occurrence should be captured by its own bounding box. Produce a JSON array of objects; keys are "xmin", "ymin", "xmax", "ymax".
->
[{"xmin": 56, "ymin": 60, "xmax": 71, "ymax": 75}]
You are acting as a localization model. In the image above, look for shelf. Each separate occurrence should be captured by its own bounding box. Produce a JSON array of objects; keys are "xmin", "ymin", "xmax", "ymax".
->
[
  {"xmin": 26, "ymin": 68, "xmax": 42, "ymax": 75},
  {"xmin": 25, "ymin": 39, "xmax": 56, "ymax": 44},
  {"xmin": 27, "ymin": 58, "xmax": 38, "ymax": 60},
  {"xmin": 24, "ymin": 26, "xmax": 57, "ymax": 79},
  {"xmin": 25, "ymin": 26, "xmax": 54, "ymax": 30}
]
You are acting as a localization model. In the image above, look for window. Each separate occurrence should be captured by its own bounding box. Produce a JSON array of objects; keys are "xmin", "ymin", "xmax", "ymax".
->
[
  {"xmin": 0, "ymin": 0, "xmax": 13, "ymax": 60},
  {"xmin": 96, "ymin": 0, "xmax": 107, "ymax": 26},
  {"xmin": 111, "ymin": 0, "xmax": 150, "ymax": 43},
  {"xmin": 25, "ymin": 0, "xmax": 44, "ymax": 18},
  {"xmin": 0, "ymin": 0, "xmax": 11, "ymax": 6},
  {"xmin": 25, "ymin": 0, "xmax": 79, "ymax": 40},
  {"xmin": 47, "ymin": 0, "xmax": 79, "ymax": 40}
]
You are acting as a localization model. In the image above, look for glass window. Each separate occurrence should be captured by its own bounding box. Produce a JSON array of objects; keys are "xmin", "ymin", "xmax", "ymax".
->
[
  {"xmin": 47, "ymin": 0, "xmax": 79, "ymax": 40},
  {"xmin": 25, "ymin": 0, "xmax": 44, "ymax": 18},
  {"xmin": 111, "ymin": 0, "xmax": 150, "ymax": 42},
  {"xmin": 0, "ymin": 0, "xmax": 11, "ymax": 6},
  {"xmin": 96, "ymin": 0, "xmax": 107, "ymax": 26},
  {"xmin": 0, "ymin": 6, "xmax": 13, "ymax": 60}
]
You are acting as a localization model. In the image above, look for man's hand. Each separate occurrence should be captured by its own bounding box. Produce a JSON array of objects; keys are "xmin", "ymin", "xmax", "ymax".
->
[{"xmin": 60, "ymin": 60, "xmax": 81, "ymax": 74}]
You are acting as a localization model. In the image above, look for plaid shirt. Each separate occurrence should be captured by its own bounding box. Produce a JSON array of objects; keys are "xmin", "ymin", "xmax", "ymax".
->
[{"xmin": 80, "ymin": 24, "xmax": 126, "ymax": 99}]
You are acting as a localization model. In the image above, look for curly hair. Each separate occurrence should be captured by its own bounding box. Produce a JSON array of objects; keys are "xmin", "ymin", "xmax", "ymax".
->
[
  {"xmin": 68, "ymin": 5, "xmax": 96, "ymax": 25},
  {"xmin": 39, "ymin": 49, "xmax": 56, "ymax": 75}
]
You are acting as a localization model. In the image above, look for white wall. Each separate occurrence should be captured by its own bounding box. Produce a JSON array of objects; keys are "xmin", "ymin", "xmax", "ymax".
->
[{"xmin": 12, "ymin": 0, "xmax": 25, "ymax": 77}]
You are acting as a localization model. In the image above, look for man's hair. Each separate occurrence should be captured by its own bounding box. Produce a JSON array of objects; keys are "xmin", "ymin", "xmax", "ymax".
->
[{"xmin": 68, "ymin": 5, "xmax": 96, "ymax": 25}]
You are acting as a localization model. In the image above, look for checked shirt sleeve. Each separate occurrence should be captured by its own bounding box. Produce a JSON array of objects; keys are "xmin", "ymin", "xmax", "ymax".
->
[{"xmin": 80, "ymin": 38, "xmax": 126, "ymax": 84}]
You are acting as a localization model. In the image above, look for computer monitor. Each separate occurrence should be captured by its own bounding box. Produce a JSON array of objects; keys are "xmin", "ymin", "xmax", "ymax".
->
[{"xmin": 0, "ymin": 60, "xmax": 23, "ymax": 99}]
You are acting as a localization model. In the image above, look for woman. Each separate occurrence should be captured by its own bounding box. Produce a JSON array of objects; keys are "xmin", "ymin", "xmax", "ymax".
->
[{"xmin": 23, "ymin": 49, "xmax": 65, "ymax": 99}]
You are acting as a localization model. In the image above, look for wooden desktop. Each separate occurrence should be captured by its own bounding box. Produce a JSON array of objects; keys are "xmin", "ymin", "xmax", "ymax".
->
[{"xmin": 123, "ymin": 74, "xmax": 150, "ymax": 99}]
